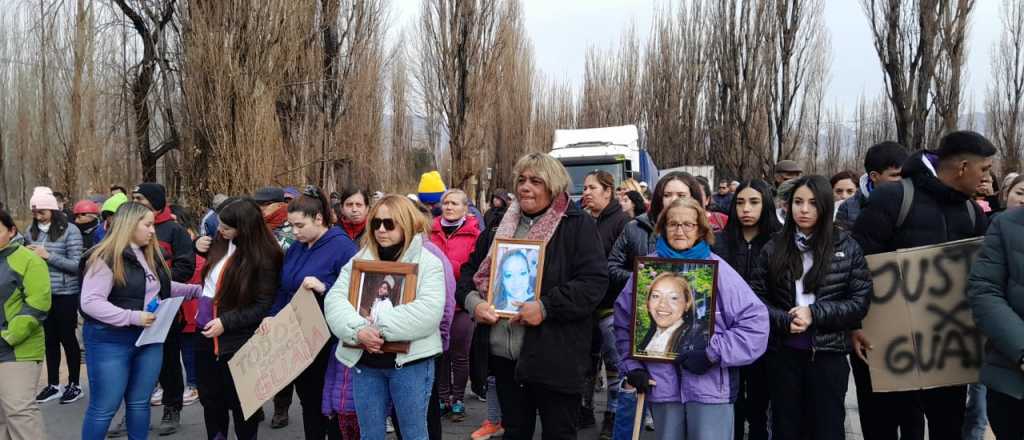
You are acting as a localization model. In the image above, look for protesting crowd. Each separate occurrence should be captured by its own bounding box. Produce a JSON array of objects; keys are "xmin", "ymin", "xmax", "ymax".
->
[{"xmin": 1, "ymin": 130, "xmax": 1024, "ymax": 440}]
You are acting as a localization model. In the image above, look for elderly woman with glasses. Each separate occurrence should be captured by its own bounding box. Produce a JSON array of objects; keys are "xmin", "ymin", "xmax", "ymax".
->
[{"xmin": 613, "ymin": 197, "xmax": 769, "ymax": 440}]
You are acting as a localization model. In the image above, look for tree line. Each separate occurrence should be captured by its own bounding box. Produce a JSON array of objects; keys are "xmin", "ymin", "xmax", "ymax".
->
[{"xmin": 0, "ymin": 0, "xmax": 1022, "ymax": 212}]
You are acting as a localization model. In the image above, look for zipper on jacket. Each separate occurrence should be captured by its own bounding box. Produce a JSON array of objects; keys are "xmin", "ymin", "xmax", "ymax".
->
[
  {"xmin": 745, "ymin": 242, "xmax": 753, "ymax": 278},
  {"xmin": 811, "ymin": 345, "xmax": 817, "ymax": 363}
]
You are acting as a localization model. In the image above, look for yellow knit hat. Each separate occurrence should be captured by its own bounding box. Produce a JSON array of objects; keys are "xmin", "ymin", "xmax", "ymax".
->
[{"xmin": 418, "ymin": 171, "xmax": 446, "ymax": 204}]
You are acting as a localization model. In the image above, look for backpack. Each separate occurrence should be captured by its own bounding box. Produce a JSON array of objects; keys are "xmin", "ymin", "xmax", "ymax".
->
[{"xmin": 896, "ymin": 178, "xmax": 976, "ymax": 230}]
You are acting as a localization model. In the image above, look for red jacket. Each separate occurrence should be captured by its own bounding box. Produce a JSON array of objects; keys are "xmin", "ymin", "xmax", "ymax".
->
[{"xmin": 429, "ymin": 215, "xmax": 481, "ymax": 285}]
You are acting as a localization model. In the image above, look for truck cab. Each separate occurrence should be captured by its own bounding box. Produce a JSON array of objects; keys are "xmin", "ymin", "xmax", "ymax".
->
[{"xmin": 549, "ymin": 125, "xmax": 656, "ymax": 199}]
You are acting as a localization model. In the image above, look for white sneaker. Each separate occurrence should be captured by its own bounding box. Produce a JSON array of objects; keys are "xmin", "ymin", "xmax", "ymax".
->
[
  {"xmin": 386, "ymin": 417, "xmax": 395, "ymax": 433},
  {"xmin": 150, "ymin": 386, "xmax": 164, "ymax": 406},
  {"xmin": 182, "ymin": 386, "xmax": 199, "ymax": 406}
]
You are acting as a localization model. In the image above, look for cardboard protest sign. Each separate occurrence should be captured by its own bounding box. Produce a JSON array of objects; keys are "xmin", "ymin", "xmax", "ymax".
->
[
  {"xmin": 862, "ymin": 238, "xmax": 984, "ymax": 392},
  {"xmin": 229, "ymin": 289, "xmax": 330, "ymax": 419}
]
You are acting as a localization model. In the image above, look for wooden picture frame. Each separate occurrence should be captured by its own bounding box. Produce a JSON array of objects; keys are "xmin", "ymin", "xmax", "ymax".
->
[
  {"xmin": 486, "ymin": 238, "xmax": 546, "ymax": 319},
  {"xmin": 629, "ymin": 256, "xmax": 718, "ymax": 363},
  {"xmin": 346, "ymin": 259, "xmax": 419, "ymax": 353}
]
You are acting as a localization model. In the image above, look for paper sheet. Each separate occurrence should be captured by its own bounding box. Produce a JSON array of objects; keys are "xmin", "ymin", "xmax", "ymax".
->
[{"xmin": 135, "ymin": 297, "xmax": 185, "ymax": 347}]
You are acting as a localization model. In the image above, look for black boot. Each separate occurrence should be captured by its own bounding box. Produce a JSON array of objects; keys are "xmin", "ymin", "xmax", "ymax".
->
[{"xmin": 156, "ymin": 407, "xmax": 180, "ymax": 436}]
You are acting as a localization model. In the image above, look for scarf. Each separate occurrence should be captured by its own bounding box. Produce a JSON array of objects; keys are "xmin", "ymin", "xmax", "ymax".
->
[
  {"xmin": 264, "ymin": 204, "xmax": 289, "ymax": 230},
  {"xmin": 342, "ymin": 218, "xmax": 366, "ymax": 241},
  {"xmin": 655, "ymin": 236, "xmax": 711, "ymax": 260},
  {"xmin": 440, "ymin": 216, "xmax": 466, "ymax": 228},
  {"xmin": 473, "ymin": 192, "xmax": 570, "ymax": 293},
  {"xmin": 795, "ymin": 231, "xmax": 812, "ymax": 253}
]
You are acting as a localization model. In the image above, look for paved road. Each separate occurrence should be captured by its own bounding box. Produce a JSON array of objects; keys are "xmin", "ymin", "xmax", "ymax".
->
[{"xmin": 37, "ymin": 358, "xmax": 992, "ymax": 439}]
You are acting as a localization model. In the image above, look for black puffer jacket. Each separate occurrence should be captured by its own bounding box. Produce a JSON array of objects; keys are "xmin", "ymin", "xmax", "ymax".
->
[
  {"xmin": 852, "ymin": 150, "xmax": 987, "ymax": 254},
  {"xmin": 595, "ymin": 199, "xmax": 630, "ymax": 309},
  {"xmin": 712, "ymin": 231, "xmax": 772, "ymax": 281},
  {"xmin": 607, "ymin": 213, "xmax": 657, "ymax": 288},
  {"xmin": 748, "ymin": 231, "xmax": 872, "ymax": 353},
  {"xmin": 457, "ymin": 201, "xmax": 609, "ymax": 395}
]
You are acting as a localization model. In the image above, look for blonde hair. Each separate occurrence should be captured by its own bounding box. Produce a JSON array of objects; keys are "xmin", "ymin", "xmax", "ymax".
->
[
  {"xmin": 618, "ymin": 178, "xmax": 644, "ymax": 195},
  {"xmin": 362, "ymin": 195, "xmax": 429, "ymax": 258},
  {"xmin": 441, "ymin": 189, "xmax": 469, "ymax": 206},
  {"xmin": 512, "ymin": 153, "xmax": 571, "ymax": 198},
  {"xmin": 656, "ymin": 197, "xmax": 716, "ymax": 246},
  {"xmin": 87, "ymin": 202, "xmax": 168, "ymax": 286},
  {"xmin": 649, "ymin": 272, "xmax": 694, "ymax": 310}
]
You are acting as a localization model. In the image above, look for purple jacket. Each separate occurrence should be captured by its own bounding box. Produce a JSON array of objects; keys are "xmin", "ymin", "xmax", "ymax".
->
[
  {"xmin": 613, "ymin": 252, "xmax": 769, "ymax": 404},
  {"xmin": 322, "ymin": 342, "xmax": 356, "ymax": 415},
  {"xmin": 423, "ymin": 241, "xmax": 456, "ymax": 351}
]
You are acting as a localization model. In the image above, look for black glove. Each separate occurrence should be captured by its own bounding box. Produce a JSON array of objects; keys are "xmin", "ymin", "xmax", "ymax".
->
[
  {"xmin": 625, "ymin": 369, "xmax": 651, "ymax": 394},
  {"xmin": 675, "ymin": 333, "xmax": 713, "ymax": 375}
]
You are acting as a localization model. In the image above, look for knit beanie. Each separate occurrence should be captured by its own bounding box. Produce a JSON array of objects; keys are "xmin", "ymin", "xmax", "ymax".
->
[
  {"xmin": 133, "ymin": 183, "xmax": 167, "ymax": 211},
  {"xmin": 29, "ymin": 187, "xmax": 60, "ymax": 211},
  {"xmin": 418, "ymin": 171, "xmax": 446, "ymax": 205},
  {"xmin": 101, "ymin": 193, "xmax": 129, "ymax": 214}
]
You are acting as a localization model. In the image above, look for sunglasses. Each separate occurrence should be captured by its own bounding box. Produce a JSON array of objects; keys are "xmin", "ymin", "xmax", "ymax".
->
[{"xmin": 370, "ymin": 218, "xmax": 396, "ymax": 231}]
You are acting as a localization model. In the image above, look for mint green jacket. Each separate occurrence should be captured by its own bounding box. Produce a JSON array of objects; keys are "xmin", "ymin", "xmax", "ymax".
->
[
  {"xmin": 324, "ymin": 234, "xmax": 445, "ymax": 367},
  {"xmin": 0, "ymin": 243, "xmax": 52, "ymax": 362}
]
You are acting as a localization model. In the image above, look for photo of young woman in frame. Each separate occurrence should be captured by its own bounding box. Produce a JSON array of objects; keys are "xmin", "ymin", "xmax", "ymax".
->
[
  {"xmin": 631, "ymin": 258, "xmax": 718, "ymax": 362},
  {"xmin": 487, "ymin": 238, "xmax": 545, "ymax": 318}
]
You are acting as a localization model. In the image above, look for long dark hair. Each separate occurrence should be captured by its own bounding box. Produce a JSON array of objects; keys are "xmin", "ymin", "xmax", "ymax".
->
[
  {"xmin": 202, "ymin": 198, "xmax": 283, "ymax": 310},
  {"xmin": 288, "ymin": 185, "xmax": 334, "ymax": 228},
  {"xmin": 650, "ymin": 172, "xmax": 703, "ymax": 223},
  {"xmin": 30, "ymin": 209, "xmax": 69, "ymax": 242},
  {"xmin": 769, "ymin": 175, "xmax": 835, "ymax": 293},
  {"xmin": 722, "ymin": 180, "xmax": 780, "ymax": 260}
]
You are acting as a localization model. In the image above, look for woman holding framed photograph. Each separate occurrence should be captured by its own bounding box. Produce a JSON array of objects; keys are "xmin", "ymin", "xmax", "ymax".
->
[
  {"xmin": 749, "ymin": 175, "xmax": 872, "ymax": 440},
  {"xmin": 322, "ymin": 194, "xmax": 446, "ymax": 440},
  {"xmin": 613, "ymin": 197, "xmax": 768, "ymax": 440},
  {"xmin": 712, "ymin": 179, "xmax": 780, "ymax": 440},
  {"xmin": 456, "ymin": 152, "xmax": 610, "ymax": 439}
]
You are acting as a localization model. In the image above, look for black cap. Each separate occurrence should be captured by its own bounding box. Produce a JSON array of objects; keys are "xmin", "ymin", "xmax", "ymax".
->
[{"xmin": 252, "ymin": 187, "xmax": 286, "ymax": 204}]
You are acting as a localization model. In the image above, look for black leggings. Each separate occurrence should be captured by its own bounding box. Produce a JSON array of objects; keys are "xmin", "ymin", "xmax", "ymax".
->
[
  {"xmin": 45, "ymin": 294, "xmax": 81, "ymax": 385},
  {"xmin": 196, "ymin": 349, "xmax": 259, "ymax": 440},
  {"xmin": 292, "ymin": 340, "xmax": 341, "ymax": 439}
]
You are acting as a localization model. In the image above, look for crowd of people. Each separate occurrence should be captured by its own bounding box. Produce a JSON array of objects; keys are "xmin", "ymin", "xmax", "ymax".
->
[{"xmin": 1, "ymin": 130, "xmax": 1024, "ymax": 440}]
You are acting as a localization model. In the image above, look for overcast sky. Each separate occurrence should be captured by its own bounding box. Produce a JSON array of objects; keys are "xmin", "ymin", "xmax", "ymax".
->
[{"xmin": 393, "ymin": 0, "xmax": 1002, "ymax": 118}]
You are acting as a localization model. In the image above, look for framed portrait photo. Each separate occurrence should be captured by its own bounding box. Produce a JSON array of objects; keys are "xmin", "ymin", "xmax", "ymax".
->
[
  {"xmin": 487, "ymin": 238, "xmax": 546, "ymax": 318},
  {"xmin": 346, "ymin": 260, "xmax": 419, "ymax": 353},
  {"xmin": 629, "ymin": 256, "xmax": 718, "ymax": 362}
]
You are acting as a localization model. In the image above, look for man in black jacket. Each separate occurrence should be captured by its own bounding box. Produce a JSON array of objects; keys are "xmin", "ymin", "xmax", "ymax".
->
[
  {"xmin": 835, "ymin": 141, "xmax": 909, "ymax": 230},
  {"xmin": 852, "ymin": 131, "xmax": 995, "ymax": 440}
]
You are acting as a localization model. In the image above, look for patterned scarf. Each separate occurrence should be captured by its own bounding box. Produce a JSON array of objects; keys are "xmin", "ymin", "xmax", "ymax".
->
[{"xmin": 473, "ymin": 192, "xmax": 570, "ymax": 293}]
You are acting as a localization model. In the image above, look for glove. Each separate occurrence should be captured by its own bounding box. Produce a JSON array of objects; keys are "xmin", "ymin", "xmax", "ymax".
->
[
  {"xmin": 625, "ymin": 369, "xmax": 651, "ymax": 395},
  {"xmin": 675, "ymin": 333, "xmax": 713, "ymax": 375}
]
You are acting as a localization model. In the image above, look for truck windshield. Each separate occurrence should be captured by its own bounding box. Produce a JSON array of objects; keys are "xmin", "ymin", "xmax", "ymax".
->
[{"xmin": 564, "ymin": 163, "xmax": 624, "ymax": 197}]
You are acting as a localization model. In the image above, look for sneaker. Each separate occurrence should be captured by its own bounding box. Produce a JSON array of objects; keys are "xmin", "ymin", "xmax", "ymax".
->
[
  {"xmin": 439, "ymin": 399, "xmax": 450, "ymax": 417},
  {"xmin": 150, "ymin": 387, "xmax": 163, "ymax": 406},
  {"xmin": 644, "ymin": 410, "xmax": 655, "ymax": 431},
  {"xmin": 59, "ymin": 384, "xmax": 84, "ymax": 404},
  {"xmin": 35, "ymin": 385, "xmax": 62, "ymax": 403},
  {"xmin": 182, "ymin": 386, "xmax": 199, "ymax": 406},
  {"xmin": 156, "ymin": 407, "xmax": 181, "ymax": 436},
  {"xmin": 471, "ymin": 421, "xmax": 504, "ymax": 440},
  {"xmin": 449, "ymin": 400, "xmax": 466, "ymax": 423},
  {"xmin": 385, "ymin": 417, "xmax": 395, "ymax": 433},
  {"xmin": 106, "ymin": 418, "xmax": 128, "ymax": 438},
  {"xmin": 270, "ymin": 410, "xmax": 289, "ymax": 429},
  {"xmin": 599, "ymin": 411, "xmax": 614, "ymax": 440}
]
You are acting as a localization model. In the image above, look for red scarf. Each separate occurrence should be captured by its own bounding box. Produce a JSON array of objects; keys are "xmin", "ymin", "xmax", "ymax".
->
[
  {"xmin": 263, "ymin": 204, "xmax": 288, "ymax": 230},
  {"xmin": 342, "ymin": 218, "xmax": 366, "ymax": 240}
]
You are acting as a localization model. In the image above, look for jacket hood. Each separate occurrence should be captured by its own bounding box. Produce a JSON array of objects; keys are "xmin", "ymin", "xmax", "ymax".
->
[
  {"xmin": 597, "ymin": 198, "xmax": 624, "ymax": 221},
  {"xmin": 858, "ymin": 173, "xmax": 871, "ymax": 196},
  {"xmin": 901, "ymin": 150, "xmax": 972, "ymax": 204},
  {"xmin": 308, "ymin": 226, "xmax": 347, "ymax": 252},
  {"xmin": 153, "ymin": 206, "xmax": 175, "ymax": 225},
  {"xmin": 634, "ymin": 213, "xmax": 655, "ymax": 231}
]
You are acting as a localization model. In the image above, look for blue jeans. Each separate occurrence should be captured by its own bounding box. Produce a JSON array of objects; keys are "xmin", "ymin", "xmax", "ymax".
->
[
  {"xmin": 963, "ymin": 383, "xmax": 988, "ymax": 440},
  {"xmin": 613, "ymin": 385, "xmax": 642, "ymax": 440},
  {"xmin": 81, "ymin": 322, "xmax": 163, "ymax": 440},
  {"xmin": 599, "ymin": 315, "xmax": 621, "ymax": 412},
  {"xmin": 352, "ymin": 359, "xmax": 435, "ymax": 440},
  {"xmin": 180, "ymin": 332, "xmax": 198, "ymax": 387}
]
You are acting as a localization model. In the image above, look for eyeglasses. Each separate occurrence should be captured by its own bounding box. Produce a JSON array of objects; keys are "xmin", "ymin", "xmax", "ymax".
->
[
  {"xmin": 371, "ymin": 218, "xmax": 396, "ymax": 231},
  {"xmin": 667, "ymin": 221, "xmax": 698, "ymax": 232}
]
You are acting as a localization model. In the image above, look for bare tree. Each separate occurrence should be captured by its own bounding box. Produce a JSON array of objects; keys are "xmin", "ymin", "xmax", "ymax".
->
[
  {"xmin": 987, "ymin": 0, "xmax": 1024, "ymax": 175},
  {"xmin": 416, "ymin": 0, "xmax": 507, "ymax": 191},
  {"xmin": 862, "ymin": 0, "xmax": 962, "ymax": 151},
  {"xmin": 932, "ymin": 0, "xmax": 975, "ymax": 138}
]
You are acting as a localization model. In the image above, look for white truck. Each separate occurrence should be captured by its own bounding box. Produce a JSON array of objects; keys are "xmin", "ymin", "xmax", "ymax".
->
[{"xmin": 549, "ymin": 125, "xmax": 658, "ymax": 199}]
